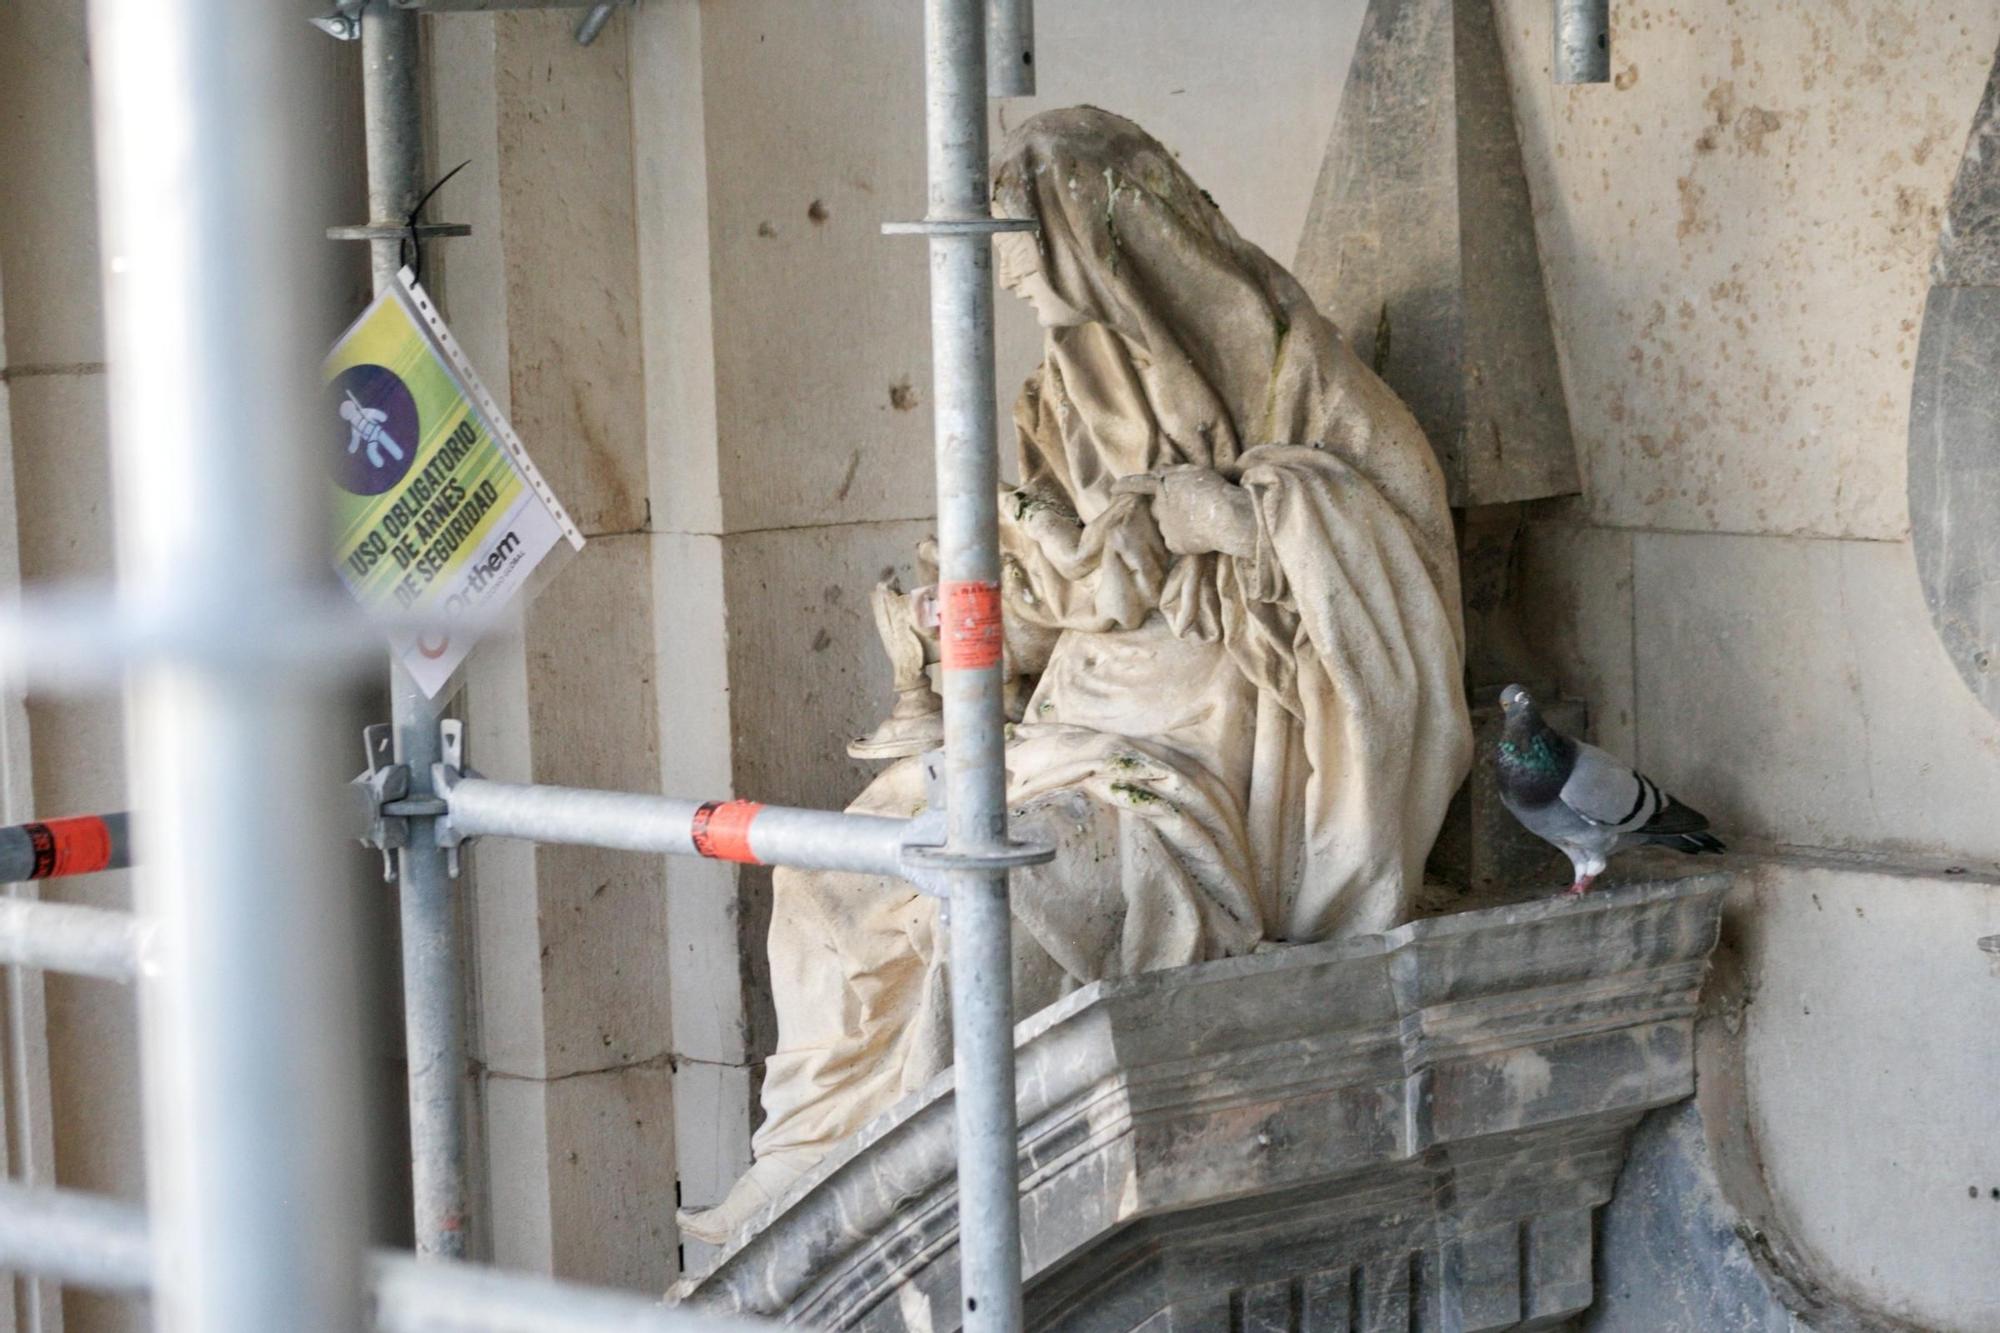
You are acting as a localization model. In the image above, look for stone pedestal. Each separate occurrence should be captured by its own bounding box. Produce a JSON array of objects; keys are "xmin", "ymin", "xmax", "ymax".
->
[{"xmin": 679, "ymin": 875, "xmax": 1728, "ymax": 1332}]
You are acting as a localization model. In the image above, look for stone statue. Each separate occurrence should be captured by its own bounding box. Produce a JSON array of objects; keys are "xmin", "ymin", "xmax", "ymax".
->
[{"xmin": 679, "ymin": 107, "xmax": 1472, "ymax": 1245}]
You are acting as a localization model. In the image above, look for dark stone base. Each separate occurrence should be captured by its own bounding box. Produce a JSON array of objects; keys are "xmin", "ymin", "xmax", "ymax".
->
[{"xmin": 680, "ymin": 877, "xmax": 1728, "ymax": 1332}]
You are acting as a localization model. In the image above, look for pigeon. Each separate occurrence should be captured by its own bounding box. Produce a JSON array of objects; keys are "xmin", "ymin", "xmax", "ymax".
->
[{"xmin": 1495, "ymin": 684, "xmax": 1724, "ymax": 895}]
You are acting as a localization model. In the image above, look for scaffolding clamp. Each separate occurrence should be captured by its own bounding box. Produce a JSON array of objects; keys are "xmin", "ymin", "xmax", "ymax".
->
[
  {"xmin": 349, "ymin": 723, "xmax": 412, "ymax": 882},
  {"xmin": 894, "ymin": 750, "xmax": 1053, "ymax": 915},
  {"xmin": 429, "ymin": 720, "xmax": 480, "ymax": 879}
]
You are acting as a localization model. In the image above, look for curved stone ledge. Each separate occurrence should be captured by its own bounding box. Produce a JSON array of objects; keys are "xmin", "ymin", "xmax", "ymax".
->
[{"xmin": 680, "ymin": 875, "xmax": 1728, "ymax": 1331}]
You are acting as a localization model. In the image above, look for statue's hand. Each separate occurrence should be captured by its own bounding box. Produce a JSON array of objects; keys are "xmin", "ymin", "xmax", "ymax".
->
[
  {"xmin": 1087, "ymin": 493, "xmax": 1169, "ymax": 603},
  {"xmin": 1111, "ymin": 466, "xmax": 1257, "ymax": 558}
]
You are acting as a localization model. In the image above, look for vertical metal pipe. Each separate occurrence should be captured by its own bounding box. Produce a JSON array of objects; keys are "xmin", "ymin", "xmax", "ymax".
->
[
  {"xmin": 922, "ymin": 0, "xmax": 1022, "ymax": 1329},
  {"xmin": 389, "ymin": 667, "xmax": 468, "ymax": 1258},
  {"xmin": 985, "ymin": 0, "xmax": 1035, "ymax": 99},
  {"xmin": 85, "ymin": 0, "xmax": 366, "ymax": 1327},
  {"xmin": 364, "ymin": 2, "xmax": 473, "ymax": 1260},
  {"xmin": 363, "ymin": 4, "xmax": 426, "ymax": 293},
  {"xmin": 1554, "ymin": 0, "xmax": 1611, "ymax": 84}
]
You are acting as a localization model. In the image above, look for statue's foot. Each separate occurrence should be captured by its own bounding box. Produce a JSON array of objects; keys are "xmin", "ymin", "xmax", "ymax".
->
[{"xmin": 676, "ymin": 1150, "xmax": 817, "ymax": 1247}]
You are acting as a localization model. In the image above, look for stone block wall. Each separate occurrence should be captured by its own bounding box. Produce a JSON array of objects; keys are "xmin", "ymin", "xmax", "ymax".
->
[{"xmin": 1492, "ymin": 2, "xmax": 2000, "ymax": 1327}]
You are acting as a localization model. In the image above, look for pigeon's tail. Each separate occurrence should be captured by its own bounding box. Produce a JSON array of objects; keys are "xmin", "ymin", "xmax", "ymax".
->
[{"xmin": 1645, "ymin": 829, "xmax": 1726, "ymax": 855}]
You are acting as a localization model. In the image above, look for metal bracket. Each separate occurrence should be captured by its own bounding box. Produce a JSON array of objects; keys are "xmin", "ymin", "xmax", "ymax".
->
[
  {"xmin": 430, "ymin": 720, "xmax": 481, "ymax": 878},
  {"xmin": 895, "ymin": 749, "xmax": 1053, "ymax": 914},
  {"xmin": 310, "ymin": 1, "xmax": 634, "ymax": 45},
  {"xmin": 326, "ymin": 222, "xmax": 473, "ymax": 244},
  {"xmin": 349, "ymin": 723, "xmax": 411, "ymax": 882},
  {"xmin": 309, "ymin": 8, "xmax": 362, "ymax": 39},
  {"xmin": 880, "ymin": 218, "xmax": 1039, "ymax": 238}
]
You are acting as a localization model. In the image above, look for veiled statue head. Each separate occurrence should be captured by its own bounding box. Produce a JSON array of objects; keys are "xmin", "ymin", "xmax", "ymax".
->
[
  {"xmin": 987, "ymin": 105, "xmax": 1457, "ymax": 586},
  {"xmin": 991, "ymin": 106, "xmax": 1294, "ymax": 338}
]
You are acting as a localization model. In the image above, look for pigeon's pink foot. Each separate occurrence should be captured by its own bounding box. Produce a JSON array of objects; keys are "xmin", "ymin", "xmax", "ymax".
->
[{"xmin": 1564, "ymin": 874, "xmax": 1597, "ymax": 897}]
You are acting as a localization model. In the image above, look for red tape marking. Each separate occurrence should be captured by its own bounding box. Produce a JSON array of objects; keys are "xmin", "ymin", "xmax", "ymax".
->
[
  {"xmin": 690, "ymin": 801, "xmax": 764, "ymax": 864},
  {"xmin": 24, "ymin": 816, "xmax": 114, "ymax": 880},
  {"xmin": 939, "ymin": 580, "xmax": 1003, "ymax": 671}
]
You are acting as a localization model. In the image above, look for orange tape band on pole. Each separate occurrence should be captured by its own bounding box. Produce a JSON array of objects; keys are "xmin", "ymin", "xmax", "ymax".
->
[
  {"xmin": 25, "ymin": 816, "xmax": 115, "ymax": 880},
  {"xmin": 690, "ymin": 801, "xmax": 764, "ymax": 864},
  {"xmin": 939, "ymin": 580, "xmax": 1002, "ymax": 671}
]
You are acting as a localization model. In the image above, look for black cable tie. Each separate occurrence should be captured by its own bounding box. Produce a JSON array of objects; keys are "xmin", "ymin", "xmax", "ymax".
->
[{"xmin": 402, "ymin": 158, "xmax": 472, "ymax": 287}]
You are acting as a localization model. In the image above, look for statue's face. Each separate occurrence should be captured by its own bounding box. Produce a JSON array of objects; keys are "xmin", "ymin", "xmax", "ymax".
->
[{"xmin": 996, "ymin": 229, "xmax": 1087, "ymax": 329}]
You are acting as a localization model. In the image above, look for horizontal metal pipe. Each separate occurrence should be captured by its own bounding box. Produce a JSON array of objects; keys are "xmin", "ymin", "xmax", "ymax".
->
[
  {"xmin": 386, "ymin": 0, "xmax": 611, "ymax": 9},
  {"xmin": 0, "ymin": 1184, "xmax": 151, "ymax": 1292},
  {"xmin": 0, "ymin": 1183, "xmax": 773, "ymax": 1330},
  {"xmin": 0, "ymin": 899, "xmax": 143, "ymax": 982},
  {"xmin": 0, "ymin": 812, "xmax": 130, "ymax": 885},
  {"xmin": 442, "ymin": 779, "xmax": 914, "ymax": 878},
  {"xmin": 372, "ymin": 1253, "xmax": 774, "ymax": 1332}
]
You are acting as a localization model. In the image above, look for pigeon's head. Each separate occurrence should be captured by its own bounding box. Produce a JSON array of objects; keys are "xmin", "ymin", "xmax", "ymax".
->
[{"xmin": 1498, "ymin": 684, "xmax": 1535, "ymax": 719}]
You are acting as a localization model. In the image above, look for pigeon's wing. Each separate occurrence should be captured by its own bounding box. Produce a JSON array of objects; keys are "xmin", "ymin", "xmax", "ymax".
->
[
  {"xmin": 1559, "ymin": 742, "xmax": 1659, "ymax": 833},
  {"xmin": 1560, "ymin": 741, "xmax": 1711, "ymax": 837}
]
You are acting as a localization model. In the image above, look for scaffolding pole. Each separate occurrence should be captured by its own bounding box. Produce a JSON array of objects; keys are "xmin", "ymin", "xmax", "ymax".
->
[
  {"xmin": 985, "ymin": 0, "xmax": 1034, "ymax": 98},
  {"xmin": 363, "ymin": 0, "xmax": 475, "ymax": 1261},
  {"xmin": 85, "ymin": 0, "xmax": 369, "ymax": 1327},
  {"xmin": 922, "ymin": 0, "xmax": 1023, "ymax": 1326},
  {"xmin": 1554, "ymin": 0, "xmax": 1612, "ymax": 83}
]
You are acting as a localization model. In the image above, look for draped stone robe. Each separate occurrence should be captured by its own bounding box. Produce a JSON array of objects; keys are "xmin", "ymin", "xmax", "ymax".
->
[{"xmin": 686, "ymin": 108, "xmax": 1473, "ymax": 1237}]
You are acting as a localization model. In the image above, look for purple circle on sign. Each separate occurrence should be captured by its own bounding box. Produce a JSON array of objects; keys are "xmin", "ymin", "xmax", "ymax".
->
[{"xmin": 329, "ymin": 364, "xmax": 420, "ymax": 496}]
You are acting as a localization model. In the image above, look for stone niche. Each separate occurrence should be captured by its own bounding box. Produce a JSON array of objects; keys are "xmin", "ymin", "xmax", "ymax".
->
[{"xmin": 679, "ymin": 875, "xmax": 1726, "ymax": 1331}]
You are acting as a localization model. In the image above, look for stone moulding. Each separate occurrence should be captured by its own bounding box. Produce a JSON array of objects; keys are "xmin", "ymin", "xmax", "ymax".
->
[{"xmin": 681, "ymin": 875, "xmax": 1729, "ymax": 1332}]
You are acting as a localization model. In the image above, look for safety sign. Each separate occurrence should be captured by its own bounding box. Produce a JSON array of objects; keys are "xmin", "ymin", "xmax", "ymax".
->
[{"xmin": 325, "ymin": 272, "xmax": 583, "ymax": 697}]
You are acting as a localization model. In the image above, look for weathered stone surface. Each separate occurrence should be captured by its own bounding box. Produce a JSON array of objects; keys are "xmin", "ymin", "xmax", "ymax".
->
[
  {"xmin": 1727, "ymin": 859, "xmax": 2000, "ymax": 1331},
  {"xmin": 1632, "ymin": 530, "xmax": 2000, "ymax": 865},
  {"xmin": 720, "ymin": 520, "xmax": 935, "ymax": 811},
  {"xmin": 1586, "ymin": 1102, "xmax": 1795, "ymax": 1333},
  {"xmin": 1932, "ymin": 45, "xmax": 2000, "ymax": 289},
  {"xmin": 489, "ymin": 11, "xmax": 649, "ymax": 539},
  {"xmin": 629, "ymin": 0, "xmax": 726, "ymax": 539},
  {"xmin": 1497, "ymin": 0, "xmax": 1994, "ymax": 541},
  {"xmin": 673, "ymin": 1058, "xmax": 759, "ymax": 1277},
  {"xmin": 4, "ymin": 372, "xmax": 111, "ymax": 584},
  {"xmin": 1510, "ymin": 523, "xmax": 1635, "ymax": 760},
  {"xmin": 1909, "ymin": 282, "xmax": 2000, "ymax": 722},
  {"xmin": 680, "ymin": 876, "xmax": 1726, "ymax": 1330},
  {"xmin": 1593, "ymin": 856, "xmax": 2000, "ymax": 1332},
  {"xmin": 517, "ymin": 533, "xmax": 672, "ymax": 1082},
  {"xmin": 1295, "ymin": 0, "xmax": 1580, "ymax": 506},
  {"xmin": 0, "ymin": 0, "xmax": 105, "ymax": 369},
  {"xmin": 1910, "ymin": 44, "xmax": 2000, "ymax": 725}
]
